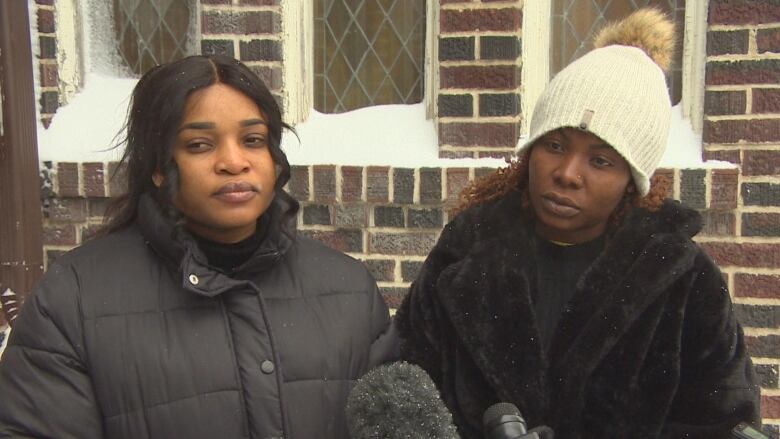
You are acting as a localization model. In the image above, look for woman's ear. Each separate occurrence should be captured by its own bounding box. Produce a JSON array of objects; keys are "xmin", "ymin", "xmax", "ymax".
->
[{"xmin": 152, "ymin": 171, "xmax": 163, "ymax": 188}]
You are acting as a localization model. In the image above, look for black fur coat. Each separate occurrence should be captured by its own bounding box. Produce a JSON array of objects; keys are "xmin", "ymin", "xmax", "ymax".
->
[{"xmin": 396, "ymin": 191, "xmax": 760, "ymax": 439}]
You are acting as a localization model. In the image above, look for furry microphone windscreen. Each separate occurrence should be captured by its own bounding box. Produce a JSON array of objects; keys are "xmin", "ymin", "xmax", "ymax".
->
[{"xmin": 345, "ymin": 361, "xmax": 460, "ymax": 439}]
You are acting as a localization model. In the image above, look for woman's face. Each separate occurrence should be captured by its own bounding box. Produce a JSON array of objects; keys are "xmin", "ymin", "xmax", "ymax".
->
[
  {"xmin": 154, "ymin": 83, "xmax": 277, "ymax": 243},
  {"xmin": 528, "ymin": 128, "xmax": 632, "ymax": 244}
]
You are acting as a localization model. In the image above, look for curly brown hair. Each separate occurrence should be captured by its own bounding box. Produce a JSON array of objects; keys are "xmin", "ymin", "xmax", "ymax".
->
[{"xmin": 455, "ymin": 150, "xmax": 670, "ymax": 235}]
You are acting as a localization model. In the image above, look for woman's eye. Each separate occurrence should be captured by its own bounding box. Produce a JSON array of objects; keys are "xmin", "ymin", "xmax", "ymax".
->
[
  {"xmin": 592, "ymin": 156, "xmax": 613, "ymax": 167},
  {"xmin": 545, "ymin": 140, "xmax": 564, "ymax": 152},
  {"xmin": 245, "ymin": 136, "xmax": 267, "ymax": 147},
  {"xmin": 186, "ymin": 141, "xmax": 212, "ymax": 152}
]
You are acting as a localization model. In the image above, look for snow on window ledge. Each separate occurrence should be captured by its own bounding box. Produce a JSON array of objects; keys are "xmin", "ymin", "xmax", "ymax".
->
[{"xmin": 36, "ymin": 75, "xmax": 731, "ymax": 171}]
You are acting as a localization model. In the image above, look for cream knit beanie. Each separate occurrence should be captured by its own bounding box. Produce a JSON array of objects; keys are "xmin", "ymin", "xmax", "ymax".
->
[{"xmin": 519, "ymin": 8, "xmax": 676, "ymax": 196}]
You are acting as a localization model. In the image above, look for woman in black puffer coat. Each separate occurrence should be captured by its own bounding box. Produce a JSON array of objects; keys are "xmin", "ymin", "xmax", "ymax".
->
[{"xmin": 0, "ymin": 55, "xmax": 397, "ymax": 439}]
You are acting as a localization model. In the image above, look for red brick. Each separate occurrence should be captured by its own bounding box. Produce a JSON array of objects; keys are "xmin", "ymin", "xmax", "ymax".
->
[
  {"xmin": 440, "ymin": 8, "xmax": 521, "ymax": 33},
  {"xmin": 477, "ymin": 150, "xmax": 513, "ymax": 160},
  {"xmin": 706, "ymin": 60, "xmax": 780, "ymax": 86},
  {"xmin": 366, "ymin": 166, "xmax": 389, "ymax": 202},
  {"xmin": 734, "ymin": 273, "xmax": 780, "ymax": 299},
  {"xmin": 341, "ymin": 166, "xmax": 363, "ymax": 202},
  {"xmin": 107, "ymin": 162, "xmax": 127, "ymax": 197},
  {"xmin": 703, "ymin": 149, "xmax": 741, "ymax": 164},
  {"xmin": 43, "ymin": 225, "xmax": 77, "ymax": 246},
  {"xmin": 249, "ymin": 66, "xmax": 282, "ymax": 91},
  {"xmin": 699, "ymin": 211, "xmax": 736, "ymax": 236},
  {"xmin": 446, "ymin": 168, "xmax": 471, "ymax": 204},
  {"xmin": 312, "ymin": 165, "xmax": 336, "ymax": 202},
  {"xmin": 441, "ymin": 65, "xmax": 518, "ymax": 89},
  {"xmin": 39, "ymin": 63, "xmax": 58, "ymax": 87},
  {"xmin": 700, "ymin": 242, "xmax": 780, "ymax": 268},
  {"xmin": 369, "ymin": 232, "xmax": 437, "ymax": 256},
  {"xmin": 57, "ymin": 163, "xmax": 79, "ymax": 197},
  {"xmin": 439, "ymin": 150, "xmax": 475, "ymax": 159},
  {"xmin": 709, "ymin": 0, "xmax": 780, "ymax": 25},
  {"xmin": 202, "ymin": 11, "xmax": 278, "ymax": 35},
  {"xmin": 704, "ymin": 119, "xmax": 780, "ymax": 144},
  {"xmin": 707, "ymin": 30, "xmax": 749, "ymax": 55},
  {"xmin": 742, "ymin": 212, "xmax": 780, "ymax": 236},
  {"xmin": 762, "ymin": 395, "xmax": 780, "ymax": 419},
  {"xmin": 288, "ymin": 165, "xmax": 310, "ymax": 201},
  {"xmin": 704, "ymin": 90, "xmax": 746, "ymax": 116},
  {"xmin": 380, "ymin": 287, "xmax": 407, "ymax": 309},
  {"xmin": 82, "ymin": 163, "xmax": 105, "ymax": 198},
  {"xmin": 440, "ymin": 122, "xmax": 517, "ymax": 148},
  {"xmin": 753, "ymin": 88, "xmax": 780, "ymax": 114},
  {"xmin": 37, "ymin": 9, "xmax": 54, "ymax": 33},
  {"xmin": 743, "ymin": 150, "xmax": 780, "ymax": 176},
  {"xmin": 300, "ymin": 229, "xmax": 363, "ymax": 253},
  {"xmin": 710, "ymin": 168, "xmax": 738, "ymax": 209},
  {"xmin": 757, "ymin": 28, "xmax": 780, "ymax": 53}
]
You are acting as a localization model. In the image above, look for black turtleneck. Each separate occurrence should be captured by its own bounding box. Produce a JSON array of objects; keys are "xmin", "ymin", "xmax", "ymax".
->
[
  {"xmin": 191, "ymin": 214, "xmax": 271, "ymax": 273},
  {"xmin": 531, "ymin": 234, "xmax": 605, "ymax": 351}
]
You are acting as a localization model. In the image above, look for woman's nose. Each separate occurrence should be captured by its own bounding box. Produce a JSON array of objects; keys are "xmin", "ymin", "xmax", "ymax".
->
[
  {"xmin": 215, "ymin": 142, "xmax": 250, "ymax": 174},
  {"xmin": 554, "ymin": 155, "xmax": 585, "ymax": 188}
]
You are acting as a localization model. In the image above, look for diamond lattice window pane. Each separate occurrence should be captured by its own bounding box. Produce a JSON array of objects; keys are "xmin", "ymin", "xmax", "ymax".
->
[
  {"xmin": 552, "ymin": 0, "xmax": 684, "ymax": 105},
  {"xmin": 314, "ymin": 0, "xmax": 426, "ymax": 113},
  {"xmin": 113, "ymin": 0, "xmax": 196, "ymax": 75}
]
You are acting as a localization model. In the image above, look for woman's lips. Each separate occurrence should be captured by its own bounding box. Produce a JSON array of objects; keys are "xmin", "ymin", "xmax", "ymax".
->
[
  {"xmin": 213, "ymin": 182, "xmax": 257, "ymax": 203},
  {"xmin": 541, "ymin": 193, "xmax": 580, "ymax": 218}
]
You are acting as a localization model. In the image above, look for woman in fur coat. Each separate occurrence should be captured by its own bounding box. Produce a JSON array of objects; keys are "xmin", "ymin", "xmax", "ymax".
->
[{"xmin": 395, "ymin": 9, "xmax": 760, "ymax": 439}]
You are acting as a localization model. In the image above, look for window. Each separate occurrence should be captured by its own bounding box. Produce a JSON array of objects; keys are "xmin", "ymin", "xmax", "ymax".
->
[
  {"xmin": 112, "ymin": 0, "xmax": 197, "ymax": 75},
  {"xmin": 312, "ymin": 0, "xmax": 426, "ymax": 113},
  {"xmin": 551, "ymin": 0, "xmax": 685, "ymax": 105},
  {"xmin": 282, "ymin": 0, "xmax": 431, "ymax": 123},
  {"xmin": 522, "ymin": 1, "xmax": 707, "ymax": 136},
  {"xmin": 51, "ymin": 0, "xmax": 198, "ymax": 105}
]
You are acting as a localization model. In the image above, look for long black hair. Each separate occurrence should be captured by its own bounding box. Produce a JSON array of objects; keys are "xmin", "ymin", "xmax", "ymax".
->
[{"xmin": 101, "ymin": 55, "xmax": 298, "ymax": 236}]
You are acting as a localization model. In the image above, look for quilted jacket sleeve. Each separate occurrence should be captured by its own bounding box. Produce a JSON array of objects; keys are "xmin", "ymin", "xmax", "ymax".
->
[
  {"xmin": 0, "ymin": 262, "xmax": 103, "ymax": 439},
  {"xmin": 663, "ymin": 250, "xmax": 761, "ymax": 439}
]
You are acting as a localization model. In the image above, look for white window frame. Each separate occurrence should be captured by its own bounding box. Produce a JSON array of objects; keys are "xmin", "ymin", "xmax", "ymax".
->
[
  {"xmin": 281, "ymin": 0, "xmax": 436, "ymax": 125},
  {"xmin": 51, "ymin": 0, "xmax": 202, "ymax": 104},
  {"xmin": 521, "ymin": 0, "xmax": 709, "ymax": 137}
]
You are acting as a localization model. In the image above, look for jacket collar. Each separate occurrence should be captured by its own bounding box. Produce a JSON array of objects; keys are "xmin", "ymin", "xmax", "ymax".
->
[
  {"xmin": 435, "ymin": 192, "xmax": 702, "ymax": 421},
  {"xmin": 136, "ymin": 193, "xmax": 295, "ymax": 297}
]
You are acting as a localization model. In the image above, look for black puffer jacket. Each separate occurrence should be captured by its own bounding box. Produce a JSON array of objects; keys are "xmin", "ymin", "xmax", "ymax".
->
[
  {"xmin": 396, "ymin": 192, "xmax": 760, "ymax": 439},
  {"xmin": 0, "ymin": 195, "xmax": 398, "ymax": 439}
]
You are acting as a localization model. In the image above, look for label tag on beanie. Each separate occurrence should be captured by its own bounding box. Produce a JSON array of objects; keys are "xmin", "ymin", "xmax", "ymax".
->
[{"xmin": 579, "ymin": 109, "xmax": 595, "ymax": 130}]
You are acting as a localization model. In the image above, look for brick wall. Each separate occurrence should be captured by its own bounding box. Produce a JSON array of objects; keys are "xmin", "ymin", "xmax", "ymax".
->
[
  {"xmin": 200, "ymin": 0, "xmax": 284, "ymax": 106},
  {"xmin": 437, "ymin": 0, "xmax": 522, "ymax": 159},
  {"xmin": 705, "ymin": 0, "xmax": 780, "ymax": 435},
  {"xmin": 34, "ymin": 0, "xmax": 59, "ymax": 127}
]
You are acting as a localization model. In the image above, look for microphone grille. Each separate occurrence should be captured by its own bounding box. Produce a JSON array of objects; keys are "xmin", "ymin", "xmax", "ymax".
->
[
  {"xmin": 346, "ymin": 362, "xmax": 459, "ymax": 439},
  {"xmin": 482, "ymin": 402, "xmax": 522, "ymax": 426}
]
